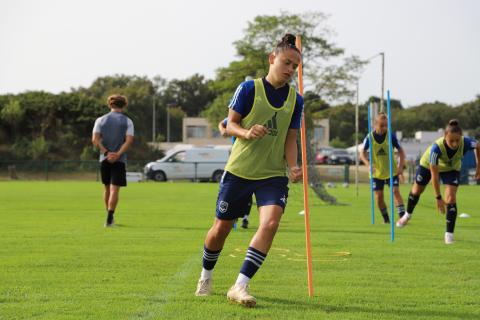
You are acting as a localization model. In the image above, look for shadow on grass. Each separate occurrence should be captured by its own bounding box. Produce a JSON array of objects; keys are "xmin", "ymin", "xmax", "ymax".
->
[
  {"xmin": 279, "ymin": 227, "xmax": 387, "ymax": 236},
  {"xmin": 259, "ymin": 296, "xmax": 479, "ymax": 319}
]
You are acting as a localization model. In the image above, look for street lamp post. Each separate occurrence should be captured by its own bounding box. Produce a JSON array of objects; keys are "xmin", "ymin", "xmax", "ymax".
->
[
  {"xmin": 152, "ymin": 96, "xmax": 156, "ymax": 143},
  {"xmin": 380, "ymin": 52, "xmax": 385, "ymax": 112},
  {"xmin": 166, "ymin": 106, "xmax": 170, "ymax": 143},
  {"xmin": 355, "ymin": 52, "xmax": 385, "ymax": 195},
  {"xmin": 355, "ymin": 81, "xmax": 359, "ymax": 197}
]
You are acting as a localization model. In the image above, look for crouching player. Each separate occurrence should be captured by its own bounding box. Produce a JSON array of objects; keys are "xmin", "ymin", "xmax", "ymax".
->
[{"xmin": 396, "ymin": 120, "xmax": 480, "ymax": 244}]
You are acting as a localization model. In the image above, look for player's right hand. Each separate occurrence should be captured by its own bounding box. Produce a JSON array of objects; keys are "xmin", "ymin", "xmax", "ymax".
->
[
  {"xmin": 245, "ymin": 124, "xmax": 268, "ymax": 140},
  {"xmin": 219, "ymin": 128, "xmax": 228, "ymax": 138},
  {"xmin": 436, "ymin": 198, "xmax": 446, "ymax": 214}
]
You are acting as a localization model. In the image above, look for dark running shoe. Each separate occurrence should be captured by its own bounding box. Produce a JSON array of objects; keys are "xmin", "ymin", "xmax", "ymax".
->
[{"xmin": 105, "ymin": 214, "xmax": 115, "ymax": 228}]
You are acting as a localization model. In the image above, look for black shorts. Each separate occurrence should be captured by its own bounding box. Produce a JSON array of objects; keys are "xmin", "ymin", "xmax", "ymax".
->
[{"xmin": 100, "ymin": 160, "xmax": 127, "ymax": 186}]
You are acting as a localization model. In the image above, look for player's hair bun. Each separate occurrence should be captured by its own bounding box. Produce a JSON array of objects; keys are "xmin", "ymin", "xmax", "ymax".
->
[
  {"xmin": 445, "ymin": 118, "xmax": 462, "ymax": 135},
  {"xmin": 275, "ymin": 34, "xmax": 300, "ymax": 54},
  {"xmin": 282, "ymin": 34, "xmax": 296, "ymax": 46},
  {"xmin": 448, "ymin": 119, "xmax": 459, "ymax": 126}
]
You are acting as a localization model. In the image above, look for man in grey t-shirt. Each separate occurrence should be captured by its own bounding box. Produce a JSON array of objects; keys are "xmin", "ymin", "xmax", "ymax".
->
[{"xmin": 92, "ymin": 94, "xmax": 134, "ymax": 227}]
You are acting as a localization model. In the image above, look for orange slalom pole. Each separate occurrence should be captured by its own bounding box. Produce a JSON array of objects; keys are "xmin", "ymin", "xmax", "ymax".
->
[{"xmin": 296, "ymin": 35, "xmax": 314, "ymax": 297}]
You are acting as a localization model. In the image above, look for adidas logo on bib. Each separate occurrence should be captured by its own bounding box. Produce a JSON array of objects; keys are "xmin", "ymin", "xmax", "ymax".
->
[
  {"xmin": 264, "ymin": 112, "xmax": 278, "ymax": 136},
  {"xmin": 377, "ymin": 148, "xmax": 387, "ymax": 156}
]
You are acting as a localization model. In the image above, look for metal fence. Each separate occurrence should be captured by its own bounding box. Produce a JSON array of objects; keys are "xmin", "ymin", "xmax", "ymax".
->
[
  {"xmin": 0, "ymin": 160, "xmax": 148, "ymax": 181},
  {"xmin": 0, "ymin": 160, "xmax": 424, "ymax": 184}
]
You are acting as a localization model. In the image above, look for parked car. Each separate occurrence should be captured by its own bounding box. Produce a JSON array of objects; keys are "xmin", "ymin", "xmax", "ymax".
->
[
  {"xmin": 315, "ymin": 147, "xmax": 333, "ymax": 164},
  {"xmin": 327, "ymin": 149, "xmax": 353, "ymax": 165},
  {"xmin": 144, "ymin": 148, "xmax": 229, "ymax": 182}
]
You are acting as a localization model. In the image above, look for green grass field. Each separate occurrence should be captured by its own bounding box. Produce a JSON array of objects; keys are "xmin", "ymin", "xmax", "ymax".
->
[{"xmin": 1, "ymin": 181, "xmax": 479, "ymax": 319}]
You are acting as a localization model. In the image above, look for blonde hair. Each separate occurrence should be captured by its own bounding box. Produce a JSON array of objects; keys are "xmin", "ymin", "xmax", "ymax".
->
[{"xmin": 107, "ymin": 94, "xmax": 128, "ymax": 109}]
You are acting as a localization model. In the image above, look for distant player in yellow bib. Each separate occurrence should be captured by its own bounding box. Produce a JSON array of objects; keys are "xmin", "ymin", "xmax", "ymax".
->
[
  {"xmin": 194, "ymin": 34, "xmax": 303, "ymax": 307},
  {"xmin": 360, "ymin": 113, "xmax": 406, "ymax": 223},
  {"xmin": 396, "ymin": 120, "xmax": 480, "ymax": 244}
]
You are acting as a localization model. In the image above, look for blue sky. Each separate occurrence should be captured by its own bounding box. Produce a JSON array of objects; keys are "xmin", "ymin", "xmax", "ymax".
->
[{"xmin": 1, "ymin": 0, "xmax": 479, "ymax": 107}]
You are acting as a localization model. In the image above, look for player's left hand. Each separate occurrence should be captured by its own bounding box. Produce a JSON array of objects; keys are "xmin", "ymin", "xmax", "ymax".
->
[
  {"xmin": 288, "ymin": 166, "xmax": 302, "ymax": 183},
  {"xmin": 475, "ymin": 169, "xmax": 480, "ymax": 180},
  {"xmin": 107, "ymin": 152, "xmax": 120, "ymax": 163}
]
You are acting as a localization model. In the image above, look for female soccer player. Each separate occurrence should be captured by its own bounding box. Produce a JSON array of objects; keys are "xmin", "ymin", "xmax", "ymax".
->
[
  {"xmin": 360, "ymin": 113, "xmax": 406, "ymax": 224},
  {"xmin": 195, "ymin": 34, "xmax": 303, "ymax": 307},
  {"xmin": 396, "ymin": 120, "xmax": 480, "ymax": 244}
]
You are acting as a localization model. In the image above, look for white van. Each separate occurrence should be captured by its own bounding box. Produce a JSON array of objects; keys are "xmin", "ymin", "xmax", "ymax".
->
[{"xmin": 144, "ymin": 147, "xmax": 230, "ymax": 182}]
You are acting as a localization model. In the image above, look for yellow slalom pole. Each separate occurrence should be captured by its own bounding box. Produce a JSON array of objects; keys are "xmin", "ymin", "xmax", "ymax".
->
[{"xmin": 296, "ymin": 35, "xmax": 314, "ymax": 297}]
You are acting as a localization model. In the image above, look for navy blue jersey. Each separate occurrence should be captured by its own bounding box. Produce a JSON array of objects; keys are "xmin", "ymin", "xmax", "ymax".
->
[
  {"xmin": 430, "ymin": 136, "xmax": 477, "ymax": 165},
  {"xmin": 228, "ymin": 78, "xmax": 303, "ymax": 129},
  {"xmin": 363, "ymin": 131, "xmax": 401, "ymax": 151}
]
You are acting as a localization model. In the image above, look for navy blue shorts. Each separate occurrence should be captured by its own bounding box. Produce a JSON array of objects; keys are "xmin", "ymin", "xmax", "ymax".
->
[
  {"xmin": 373, "ymin": 175, "xmax": 399, "ymax": 191},
  {"xmin": 415, "ymin": 166, "xmax": 459, "ymax": 187},
  {"xmin": 215, "ymin": 171, "xmax": 289, "ymax": 220}
]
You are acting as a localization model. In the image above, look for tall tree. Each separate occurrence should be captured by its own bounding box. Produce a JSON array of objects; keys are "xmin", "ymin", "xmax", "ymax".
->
[
  {"xmin": 204, "ymin": 11, "xmax": 366, "ymax": 127},
  {"xmin": 158, "ymin": 74, "xmax": 215, "ymax": 117}
]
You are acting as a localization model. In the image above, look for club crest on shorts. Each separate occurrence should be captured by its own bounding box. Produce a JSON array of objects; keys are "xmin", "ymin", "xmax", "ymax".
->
[{"xmin": 219, "ymin": 201, "xmax": 229, "ymax": 213}]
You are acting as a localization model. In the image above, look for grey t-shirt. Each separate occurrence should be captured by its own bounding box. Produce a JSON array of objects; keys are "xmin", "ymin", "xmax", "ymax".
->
[{"xmin": 92, "ymin": 111, "xmax": 134, "ymax": 163}]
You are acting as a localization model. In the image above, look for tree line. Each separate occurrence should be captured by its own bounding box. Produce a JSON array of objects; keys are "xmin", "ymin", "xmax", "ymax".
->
[{"xmin": 1, "ymin": 12, "xmax": 478, "ymax": 161}]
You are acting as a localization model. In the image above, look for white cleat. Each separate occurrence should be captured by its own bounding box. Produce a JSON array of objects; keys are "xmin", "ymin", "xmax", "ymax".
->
[
  {"xmin": 396, "ymin": 214, "xmax": 410, "ymax": 228},
  {"xmin": 227, "ymin": 284, "xmax": 256, "ymax": 307},
  {"xmin": 195, "ymin": 278, "xmax": 212, "ymax": 296},
  {"xmin": 444, "ymin": 232, "xmax": 454, "ymax": 245}
]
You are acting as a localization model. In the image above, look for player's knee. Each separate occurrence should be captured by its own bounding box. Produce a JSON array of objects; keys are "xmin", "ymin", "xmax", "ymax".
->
[
  {"xmin": 261, "ymin": 219, "xmax": 280, "ymax": 233},
  {"xmin": 445, "ymin": 194, "xmax": 456, "ymax": 204},
  {"xmin": 211, "ymin": 221, "xmax": 232, "ymax": 237}
]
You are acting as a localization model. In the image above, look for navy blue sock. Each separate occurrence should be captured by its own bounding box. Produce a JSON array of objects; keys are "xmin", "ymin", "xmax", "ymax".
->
[
  {"xmin": 202, "ymin": 245, "xmax": 221, "ymax": 271},
  {"xmin": 107, "ymin": 210, "xmax": 114, "ymax": 224},
  {"xmin": 380, "ymin": 207, "xmax": 389, "ymax": 223},
  {"xmin": 446, "ymin": 203, "xmax": 457, "ymax": 233},
  {"xmin": 239, "ymin": 247, "xmax": 267, "ymax": 279},
  {"xmin": 397, "ymin": 205, "xmax": 405, "ymax": 218},
  {"xmin": 407, "ymin": 192, "xmax": 420, "ymax": 214}
]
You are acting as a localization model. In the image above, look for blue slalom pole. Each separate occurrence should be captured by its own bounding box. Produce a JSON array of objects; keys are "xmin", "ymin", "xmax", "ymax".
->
[
  {"xmin": 387, "ymin": 90, "xmax": 395, "ymax": 242},
  {"xmin": 367, "ymin": 103, "xmax": 375, "ymax": 225}
]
